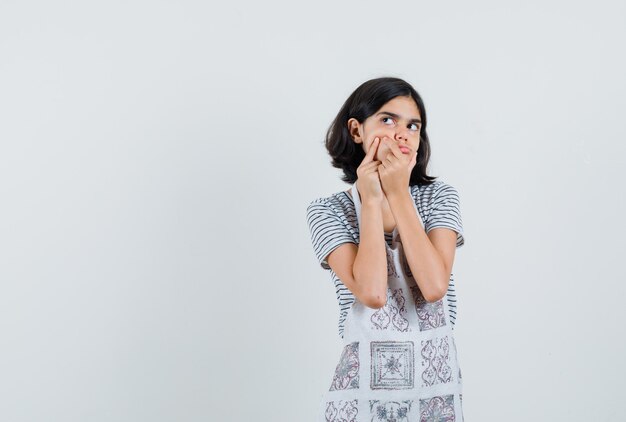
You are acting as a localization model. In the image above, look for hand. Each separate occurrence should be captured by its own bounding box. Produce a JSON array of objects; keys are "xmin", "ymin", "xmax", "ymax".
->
[
  {"xmin": 356, "ymin": 137, "xmax": 384, "ymax": 203},
  {"xmin": 377, "ymin": 136, "xmax": 416, "ymax": 197}
]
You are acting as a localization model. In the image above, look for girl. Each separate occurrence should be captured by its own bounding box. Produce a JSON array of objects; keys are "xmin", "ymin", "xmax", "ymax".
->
[{"xmin": 306, "ymin": 77, "xmax": 466, "ymax": 422}]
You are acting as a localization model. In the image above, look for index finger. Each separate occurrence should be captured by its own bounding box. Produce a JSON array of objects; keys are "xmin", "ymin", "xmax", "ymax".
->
[{"xmin": 363, "ymin": 137, "xmax": 379, "ymax": 163}]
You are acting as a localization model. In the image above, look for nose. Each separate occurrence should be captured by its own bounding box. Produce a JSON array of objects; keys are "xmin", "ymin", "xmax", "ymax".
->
[{"xmin": 395, "ymin": 129, "xmax": 409, "ymax": 144}]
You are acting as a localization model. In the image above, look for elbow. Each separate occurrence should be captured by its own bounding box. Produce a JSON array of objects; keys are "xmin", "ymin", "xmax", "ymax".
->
[
  {"xmin": 423, "ymin": 285, "xmax": 446, "ymax": 303},
  {"xmin": 422, "ymin": 272, "xmax": 449, "ymax": 303},
  {"xmin": 362, "ymin": 289, "xmax": 388, "ymax": 309},
  {"xmin": 423, "ymin": 293, "xmax": 442, "ymax": 303},
  {"xmin": 353, "ymin": 271, "xmax": 388, "ymax": 309}
]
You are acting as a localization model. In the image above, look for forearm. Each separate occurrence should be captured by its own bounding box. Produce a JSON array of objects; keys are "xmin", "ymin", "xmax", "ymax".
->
[
  {"xmin": 387, "ymin": 190, "xmax": 447, "ymax": 302},
  {"xmin": 352, "ymin": 199, "xmax": 388, "ymax": 307}
]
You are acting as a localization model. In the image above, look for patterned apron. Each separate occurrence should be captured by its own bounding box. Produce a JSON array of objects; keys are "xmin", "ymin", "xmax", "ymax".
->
[{"xmin": 318, "ymin": 183, "xmax": 464, "ymax": 422}]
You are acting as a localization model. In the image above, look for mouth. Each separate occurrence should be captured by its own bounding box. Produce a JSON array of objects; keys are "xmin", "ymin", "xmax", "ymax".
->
[{"xmin": 399, "ymin": 146, "xmax": 410, "ymax": 154}]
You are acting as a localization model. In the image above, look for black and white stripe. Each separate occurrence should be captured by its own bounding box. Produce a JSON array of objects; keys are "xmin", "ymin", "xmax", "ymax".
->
[{"xmin": 306, "ymin": 180, "xmax": 465, "ymax": 338}]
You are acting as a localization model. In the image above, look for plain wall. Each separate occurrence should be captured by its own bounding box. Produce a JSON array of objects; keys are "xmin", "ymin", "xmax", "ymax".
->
[{"xmin": 1, "ymin": 0, "xmax": 625, "ymax": 421}]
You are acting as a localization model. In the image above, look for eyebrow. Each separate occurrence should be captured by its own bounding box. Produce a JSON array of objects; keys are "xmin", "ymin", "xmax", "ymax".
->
[{"xmin": 376, "ymin": 111, "xmax": 422, "ymax": 125}]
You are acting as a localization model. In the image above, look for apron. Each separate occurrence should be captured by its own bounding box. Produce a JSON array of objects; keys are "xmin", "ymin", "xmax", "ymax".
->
[{"xmin": 318, "ymin": 183, "xmax": 464, "ymax": 422}]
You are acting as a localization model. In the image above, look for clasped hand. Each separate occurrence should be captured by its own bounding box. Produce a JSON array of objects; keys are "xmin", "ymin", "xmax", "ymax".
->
[{"xmin": 375, "ymin": 136, "xmax": 417, "ymax": 197}]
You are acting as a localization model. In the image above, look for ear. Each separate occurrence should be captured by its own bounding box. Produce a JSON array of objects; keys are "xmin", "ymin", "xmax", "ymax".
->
[{"xmin": 347, "ymin": 118, "xmax": 363, "ymax": 144}]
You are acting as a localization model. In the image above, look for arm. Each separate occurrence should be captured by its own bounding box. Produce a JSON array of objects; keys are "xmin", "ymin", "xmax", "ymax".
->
[
  {"xmin": 351, "ymin": 198, "xmax": 388, "ymax": 308},
  {"xmin": 387, "ymin": 190, "xmax": 457, "ymax": 302},
  {"xmin": 326, "ymin": 199, "xmax": 388, "ymax": 309},
  {"xmin": 308, "ymin": 198, "xmax": 387, "ymax": 309}
]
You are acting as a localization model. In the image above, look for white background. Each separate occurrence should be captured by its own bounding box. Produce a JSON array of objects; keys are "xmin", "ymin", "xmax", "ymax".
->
[{"xmin": 1, "ymin": 1, "xmax": 625, "ymax": 421}]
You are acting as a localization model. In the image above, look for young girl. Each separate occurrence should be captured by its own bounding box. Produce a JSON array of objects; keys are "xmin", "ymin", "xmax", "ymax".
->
[{"xmin": 306, "ymin": 77, "xmax": 466, "ymax": 422}]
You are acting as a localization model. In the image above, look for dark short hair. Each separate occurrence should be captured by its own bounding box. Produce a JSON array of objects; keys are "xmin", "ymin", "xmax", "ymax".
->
[{"xmin": 324, "ymin": 77, "xmax": 437, "ymax": 186}]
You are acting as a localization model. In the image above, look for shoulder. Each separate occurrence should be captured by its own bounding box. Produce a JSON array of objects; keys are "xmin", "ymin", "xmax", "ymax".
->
[
  {"xmin": 306, "ymin": 190, "xmax": 358, "ymax": 240},
  {"xmin": 412, "ymin": 180, "xmax": 460, "ymax": 205},
  {"xmin": 305, "ymin": 191, "xmax": 358, "ymax": 270},
  {"xmin": 414, "ymin": 180, "xmax": 465, "ymax": 247},
  {"xmin": 412, "ymin": 180, "xmax": 463, "ymax": 225},
  {"xmin": 306, "ymin": 190, "xmax": 354, "ymax": 221}
]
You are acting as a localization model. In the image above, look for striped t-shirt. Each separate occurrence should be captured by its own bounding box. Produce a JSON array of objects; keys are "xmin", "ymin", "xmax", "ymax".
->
[{"xmin": 306, "ymin": 180, "xmax": 465, "ymax": 339}]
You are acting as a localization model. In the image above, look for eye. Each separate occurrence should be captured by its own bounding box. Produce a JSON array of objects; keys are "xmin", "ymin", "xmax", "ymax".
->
[{"xmin": 382, "ymin": 117, "xmax": 420, "ymax": 131}]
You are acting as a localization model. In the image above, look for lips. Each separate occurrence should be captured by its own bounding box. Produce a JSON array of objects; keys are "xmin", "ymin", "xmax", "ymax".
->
[{"xmin": 399, "ymin": 146, "xmax": 410, "ymax": 154}]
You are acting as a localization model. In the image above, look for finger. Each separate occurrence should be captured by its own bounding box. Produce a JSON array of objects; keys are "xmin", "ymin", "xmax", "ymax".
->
[
  {"xmin": 361, "ymin": 162, "xmax": 381, "ymax": 175},
  {"xmin": 388, "ymin": 137, "xmax": 414, "ymax": 164},
  {"xmin": 362, "ymin": 160, "xmax": 381, "ymax": 169},
  {"xmin": 384, "ymin": 137, "xmax": 406, "ymax": 161},
  {"xmin": 382, "ymin": 147, "xmax": 396, "ymax": 165},
  {"xmin": 382, "ymin": 156, "xmax": 395, "ymax": 168},
  {"xmin": 363, "ymin": 137, "xmax": 380, "ymax": 163}
]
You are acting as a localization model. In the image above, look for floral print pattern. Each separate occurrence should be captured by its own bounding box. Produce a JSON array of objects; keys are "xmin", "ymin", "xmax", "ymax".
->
[
  {"xmin": 420, "ymin": 336, "xmax": 453, "ymax": 387},
  {"xmin": 371, "ymin": 288, "xmax": 410, "ymax": 332},
  {"xmin": 419, "ymin": 395, "xmax": 455, "ymax": 422},
  {"xmin": 369, "ymin": 400, "xmax": 412, "ymax": 422},
  {"xmin": 370, "ymin": 341, "xmax": 414, "ymax": 389},
  {"xmin": 329, "ymin": 342, "xmax": 359, "ymax": 391},
  {"xmin": 325, "ymin": 400, "xmax": 358, "ymax": 422},
  {"xmin": 410, "ymin": 286, "xmax": 447, "ymax": 331},
  {"xmin": 386, "ymin": 247, "xmax": 398, "ymax": 278}
]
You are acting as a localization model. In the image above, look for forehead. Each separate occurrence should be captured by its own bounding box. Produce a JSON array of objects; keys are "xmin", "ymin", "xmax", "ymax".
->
[{"xmin": 376, "ymin": 96, "xmax": 421, "ymax": 119}]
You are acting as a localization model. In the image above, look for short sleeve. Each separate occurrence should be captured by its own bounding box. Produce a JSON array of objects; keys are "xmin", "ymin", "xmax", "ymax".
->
[
  {"xmin": 425, "ymin": 182, "xmax": 465, "ymax": 248},
  {"xmin": 306, "ymin": 198, "xmax": 357, "ymax": 270}
]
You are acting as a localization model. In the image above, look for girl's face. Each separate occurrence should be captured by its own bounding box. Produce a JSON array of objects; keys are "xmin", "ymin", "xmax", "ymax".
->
[{"xmin": 348, "ymin": 95, "xmax": 422, "ymax": 164}]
